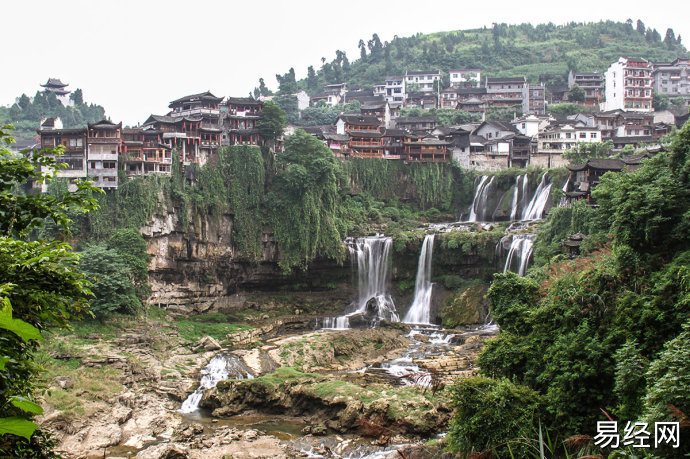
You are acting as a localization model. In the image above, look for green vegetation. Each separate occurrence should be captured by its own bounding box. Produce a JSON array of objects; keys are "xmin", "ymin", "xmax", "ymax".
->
[
  {"xmin": 266, "ymin": 130, "xmax": 348, "ymax": 272},
  {"xmin": 0, "ymin": 90, "xmax": 106, "ymax": 142},
  {"xmin": 447, "ymin": 376, "xmax": 545, "ymax": 457},
  {"xmin": 447, "ymin": 124, "xmax": 690, "ymax": 456},
  {"xmin": 0, "ymin": 127, "xmax": 99, "ymax": 456},
  {"xmin": 78, "ymin": 244, "xmax": 141, "ymax": 318},
  {"xmin": 174, "ymin": 313, "xmax": 251, "ymax": 343},
  {"xmin": 562, "ymin": 140, "xmax": 613, "ymax": 164},
  {"xmin": 270, "ymin": 21, "xmax": 686, "ymax": 95},
  {"xmin": 223, "ymin": 146, "xmax": 266, "ymax": 260},
  {"xmin": 398, "ymin": 106, "xmax": 482, "ymax": 126}
]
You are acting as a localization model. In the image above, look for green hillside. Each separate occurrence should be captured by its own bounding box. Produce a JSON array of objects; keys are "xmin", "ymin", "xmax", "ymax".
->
[
  {"xmin": 270, "ymin": 20, "xmax": 687, "ymax": 94},
  {"xmin": 0, "ymin": 90, "xmax": 106, "ymax": 143}
]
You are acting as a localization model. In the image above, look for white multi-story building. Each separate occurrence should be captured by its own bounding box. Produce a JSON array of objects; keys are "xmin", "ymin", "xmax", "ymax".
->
[
  {"xmin": 384, "ymin": 75, "xmax": 406, "ymax": 104},
  {"xmin": 449, "ymin": 69, "xmax": 482, "ymax": 87},
  {"xmin": 537, "ymin": 123, "xmax": 601, "ymax": 153},
  {"xmin": 604, "ymin": 57, "xmax": 653, "ymax": 112},
  {"xmin": 405, "ymin": 70, "xmax": 441, "ymax": 93}
]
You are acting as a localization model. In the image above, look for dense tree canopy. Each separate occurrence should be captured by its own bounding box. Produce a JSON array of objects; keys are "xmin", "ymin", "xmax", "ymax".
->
[
  {"xmin": 0, "ymin": 127, "xmax": 99, "ymax": 454},
  {"xmin": 449, "ymin": 124, "xmax": 690, "ymax": 456}
]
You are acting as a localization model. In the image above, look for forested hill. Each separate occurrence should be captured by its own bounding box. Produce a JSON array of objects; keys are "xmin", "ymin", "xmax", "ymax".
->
[
  {"xmin": 0, "ymin": 90, "xmax": 106, "ymax": 143},
  {"xmin": 268, "ymin": 20, "xmax": 688, "ymax": 94}
]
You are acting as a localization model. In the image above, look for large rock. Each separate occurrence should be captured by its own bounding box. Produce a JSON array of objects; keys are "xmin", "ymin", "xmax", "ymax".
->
[
  {"xmin": 136, "ymin": 443, "xmax": 189, "ymax": 459},
  {"xmin": 196, "ymin": 336, "xmax": 222, "ymax": 351},
  {"xmin": 84, "ymin": 423, "xmax": 122, "ymax": 449},
  {"xmin": 441, "ymin": 284, "xmax": 490, "ymax": 328}
]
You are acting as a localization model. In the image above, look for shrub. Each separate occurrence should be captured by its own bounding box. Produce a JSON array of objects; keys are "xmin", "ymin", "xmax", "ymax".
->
[{"xmin": 447, "ymin": 376, "xmax": 546, "ymax": 457}]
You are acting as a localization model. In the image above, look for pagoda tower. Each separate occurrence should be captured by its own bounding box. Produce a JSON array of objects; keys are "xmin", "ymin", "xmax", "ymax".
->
[{"xmin": 40, "ymin": 78, "xmax": 72, "ymax": 106}]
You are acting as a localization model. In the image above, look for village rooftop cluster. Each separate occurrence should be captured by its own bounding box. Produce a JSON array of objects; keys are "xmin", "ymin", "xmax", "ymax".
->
[{"xmin": 33, "ymin": 56, "xmax": 689, "ymax": 201}]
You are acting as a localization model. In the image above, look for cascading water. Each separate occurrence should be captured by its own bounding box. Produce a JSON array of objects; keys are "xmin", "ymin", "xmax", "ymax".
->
[
  {"xmin": 522, "ymin": 174, "xmax": 552, "ymax": 220},
  {"xmin": 321, "ymin": 235, "xmax": 399, "ymax": 329},
  {"xmin": 467, "ymin": 175, "xmax": 494, "ymax": 222},
  {"xmin": 559, "ymin": 177, "xmax": 570, "ymax": 207},
  {"xmin": 404, "ymin": 234, "xmax": 435, "ymax": 324},
  {"xmin": 509, "ymin": 175, "xmax": 521, "ymax": 221},
  {"xmin": 179, "ymin": 353, "xmax": 254, "ymax": 413},
  {"xmin": 502, "ymin": 234, "xmax": 536, "ymax": 276},
  {"xmin": 508, "ymin": 174, "xmax": 531, "ymax": 221}
]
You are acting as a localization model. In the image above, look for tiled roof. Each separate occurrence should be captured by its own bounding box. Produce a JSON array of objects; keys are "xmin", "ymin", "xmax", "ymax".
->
[
  {"xmin": 41, "ymin": 78, "xmax": 68, "ymax": 88},
  {"xmin": 338, "ymin": 115, "xmax": 381, "ymax": 126},
  {"xmin": 169, "ymin": 91, "xmax": 223, "ymax": 106},
  {"xmin": 567, "ymin": 158, "xmax": 625, "ymax": 171}
]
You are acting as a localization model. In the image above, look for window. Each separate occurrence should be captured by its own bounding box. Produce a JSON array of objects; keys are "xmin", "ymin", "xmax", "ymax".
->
[
  {"xmin": 591, "ymin": 133, "xmax": 598, "ymax": 138},
  {"xmin": 579, "ymin": 132, "xmax": 587, "ymax": 139},
  {"xmin": 103, "ymin": 161, "xmax": 116, "ymax": 169}
]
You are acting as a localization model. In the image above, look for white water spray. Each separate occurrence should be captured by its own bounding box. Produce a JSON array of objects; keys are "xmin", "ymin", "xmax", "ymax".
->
[
  {"xmin": 404, "ymin": 234, "xmax": 435, "ymax": 324},
  {"xmin": 468, "ymin": 176, "xmax": 494, "ymax": 222},
  {"xmin": 179, "ymin": 354, "xmax": 254, "ymax": 413},
  {"xmin": 502, "ymin": 234, "xmax": 536, "ymax": 276},
  {"xmin": 321, "ymin": 235, "xmax": 399, "ymax": 329},
  {"xmin": 522, "ymin": 174, "xmax": 552, "ymax": 220}
]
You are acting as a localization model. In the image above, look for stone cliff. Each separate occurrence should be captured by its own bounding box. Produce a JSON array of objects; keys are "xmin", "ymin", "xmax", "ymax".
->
[{"xmin": 141, "ymin": 206, "xmax": 353, "ymax": 314}]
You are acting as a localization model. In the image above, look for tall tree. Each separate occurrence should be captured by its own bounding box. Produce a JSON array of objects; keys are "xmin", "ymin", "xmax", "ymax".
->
[
  {"xmin": 664, "ymin": 28, "xmax": 677, "ymax": 47},
  {"xmin": 258, "ymin": 78, "xmax": 272, "ymax": 97},
  {"xmin": 567, "ymin": 84, "xmax": 586, "ymax": 103},
  {"xmin": 358, "ymin": 39, "xmax": 367, "ymax": 61},
  {"xmin": 306, "ymin": 66, "xmax": 319, "ymax": 92},
  {"xmin": 257, "ymin": 100, "xmax": 287, "ymax": 147},
  {"xmin": 275, "ymin": 68, "xmax": 298, "ymax": 95},
  {"xmin": 17, "ymin": 94, "xmax": 30, "ymax": 110},
  {"xmin": 0, "ymin": 127, "xmax": 100, "ymax": 455},
  {"xmin": 636, "ymin": 19, "xmax": 646, "ymax": 35},
  {"xmin": 69, "ymin": 88, "xmax": 83, "ymax": 105}
]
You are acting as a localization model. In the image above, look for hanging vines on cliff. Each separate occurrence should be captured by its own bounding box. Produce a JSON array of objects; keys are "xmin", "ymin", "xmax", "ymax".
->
[
  {"xmin": 221, "ymin": 145, "xmax": 265, "ymax": 261},
  {"xmin": 83, "ymin": 174, "xmax": 165, "ymax": 240},
  {"xmin": 409, "ymin": 162, "xmax": 454, "ymax": 210},
  {"xmin": 266, "ymin": 130, "xmax": 347, "ymax": 272},
  {"xmin": 342, "ymin": 158, "xmax": 401, "ymax": 200}
]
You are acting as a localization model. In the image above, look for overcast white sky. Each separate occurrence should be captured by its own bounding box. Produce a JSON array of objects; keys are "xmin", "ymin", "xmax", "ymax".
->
[{"xmin": 2, "ymin": 0, "xmax": 688, "ymax": 125}]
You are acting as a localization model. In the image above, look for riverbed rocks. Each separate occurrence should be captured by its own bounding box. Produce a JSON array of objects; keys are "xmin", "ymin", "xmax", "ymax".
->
[
  {"xmin": 195, "ymin": 335, "xmax": 222, "ymax": 351},
  {"xmin": 203, "ymin": 366, "xmax": 450, "ymax": 437},
  {"xmin": 263, "ymin": 328, "xmax": 411, "ymax": 373}
]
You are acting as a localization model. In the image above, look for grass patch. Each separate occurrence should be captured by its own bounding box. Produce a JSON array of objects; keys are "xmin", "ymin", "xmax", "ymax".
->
[
  {"xmin": 174, "ymin": 313, "xmax": 252, "ymax": 342},
  {"xmin": 40, "ymin": 353, "xmax": 124, "ymax": 420}
]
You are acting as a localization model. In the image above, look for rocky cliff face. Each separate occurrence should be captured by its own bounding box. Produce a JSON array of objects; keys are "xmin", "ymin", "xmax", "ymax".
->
[{"xmin": 142, "ymin": 207, "xmax": 352, "ymax": 313}]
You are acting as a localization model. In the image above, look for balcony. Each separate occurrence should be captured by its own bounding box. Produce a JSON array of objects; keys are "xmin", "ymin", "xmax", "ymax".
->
[
  {"xmin": 351, "ymin": 140, "xmax": 383, "ymax": 148},
  {"xmin": 227, "ymin": 110, "xmax": 260, "ymax": 118},
  {"xmin": 172, "ymin": 108, "xmax": 220, "ymax": 118},
  {"xmin": 163, "ymin": 132, "xmax": 187, "ymax": 139}
]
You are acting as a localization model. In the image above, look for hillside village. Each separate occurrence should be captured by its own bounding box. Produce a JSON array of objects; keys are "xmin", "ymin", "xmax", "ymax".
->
[{"xmin": 30, "ymin": 56, "xmax": 690, "ymax": 202}]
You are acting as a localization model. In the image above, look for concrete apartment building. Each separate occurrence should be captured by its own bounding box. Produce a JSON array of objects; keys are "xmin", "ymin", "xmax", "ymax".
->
[{"xmin": 604, "ymin": 57, "xmax": 653, "ymax": 112}]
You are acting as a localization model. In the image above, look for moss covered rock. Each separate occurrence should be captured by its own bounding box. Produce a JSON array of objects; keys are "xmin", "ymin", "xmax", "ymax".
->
[{"xmin": 441, "ymin": 284, "xmax": 489, "ymax": 328}]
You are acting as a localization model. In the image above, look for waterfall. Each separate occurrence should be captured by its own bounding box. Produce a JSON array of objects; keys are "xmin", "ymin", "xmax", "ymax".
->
[
  {"xmin": 322, "ymin": 235, "xmax": 399, "ymax": 328},
  {"xmin": 559, "ymin": 177, "xmax": 570, "ymax": 207},
  {"xmin": 468, "ymin": 175, "xmax": 495, "ymax": 222},
  {"xmin": 509, "ymin": 174, "xmax": 530, "ymax": 221},
  {"xmin": 522, "ymin": 174, "xmax": 552, "ymax": 220},
  {"xmin": 502, "ymin": 234, "xmax": 536, "ymax": 276},
  {"xmin": 179, "ymin": 354, "xmax": 254, "ymax": 413},
  {"xmin": 404, "ymin": 234, "xmax": 435, "ymax": 324},
  {"xmin": 509, "ymin": 175, "xmax": 520, "ymax": 221},
  {"xmin": 349, "ymin": 236, "xmax": 398, "ymax": 321}
]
